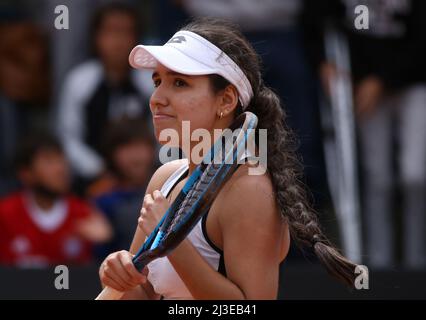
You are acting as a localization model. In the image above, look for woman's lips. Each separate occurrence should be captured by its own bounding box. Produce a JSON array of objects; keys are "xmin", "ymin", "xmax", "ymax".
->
[{"xmin": 153, "ymin": 113, "xmax": 174, "ymax": 120}]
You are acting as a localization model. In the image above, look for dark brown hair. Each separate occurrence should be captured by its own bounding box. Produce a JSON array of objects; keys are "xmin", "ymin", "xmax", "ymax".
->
[
  {"xmin": 181, "ymin": 17, "xmax": 357, "ymax": 287},
  {"xmin": 90, "ymin": 2, "xmax": 139, "ymax": 56},
  {"xmin": 14, "ymin": 131, "xmax": 63, "ymax": 171}
]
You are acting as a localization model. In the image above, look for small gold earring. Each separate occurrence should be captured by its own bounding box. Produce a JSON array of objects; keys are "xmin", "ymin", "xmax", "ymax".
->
[{"xmin": 219, "ymin": 111, "xmax": 223, "ymax": 119}]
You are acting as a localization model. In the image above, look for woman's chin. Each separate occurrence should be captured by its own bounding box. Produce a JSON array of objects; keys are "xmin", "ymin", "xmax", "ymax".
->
[{"xmin": 154, "ymin": 120, "xmax": 181, "ymax": 139}]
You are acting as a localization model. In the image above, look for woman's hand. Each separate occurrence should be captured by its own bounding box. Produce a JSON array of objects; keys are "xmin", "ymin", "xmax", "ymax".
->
[
  {"xmin": 138, "ymin": 190, "xmax": 169, "ymax": 235},
  {"xmin": 99, "ymin": 250, "xmax": 148, "ymax": 292}
]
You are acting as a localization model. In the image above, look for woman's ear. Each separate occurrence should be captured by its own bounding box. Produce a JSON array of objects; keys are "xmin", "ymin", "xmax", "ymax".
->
[{"xmin": 218, "ymin": 85, "xmax": 239, "ymax": 117}]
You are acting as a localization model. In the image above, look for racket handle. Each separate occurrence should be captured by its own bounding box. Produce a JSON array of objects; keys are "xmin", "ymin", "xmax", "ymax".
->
[{"xmin": 95, "ymin": 286, "xmax": 125, "ymax": 300}]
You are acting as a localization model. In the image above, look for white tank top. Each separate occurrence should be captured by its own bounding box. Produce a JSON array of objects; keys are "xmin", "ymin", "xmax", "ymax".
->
[{"xmin": 146, "ymin": 162, "xmax": 225, "ymax": 300}]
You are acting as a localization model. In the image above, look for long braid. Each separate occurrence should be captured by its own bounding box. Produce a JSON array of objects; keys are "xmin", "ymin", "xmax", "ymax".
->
[{"xmin": 250, "ymin": 85, "xmax": 356, "ymax": 286}]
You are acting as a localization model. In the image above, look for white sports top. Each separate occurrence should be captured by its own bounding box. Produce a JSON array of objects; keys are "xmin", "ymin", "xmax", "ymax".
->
[{"xmin": 146, "ymin": 162, "xmax": 225, "ymax": 300}]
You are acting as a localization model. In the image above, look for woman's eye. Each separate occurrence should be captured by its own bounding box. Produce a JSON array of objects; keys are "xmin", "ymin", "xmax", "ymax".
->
[
  {"xmin": 153, "ymin": 79, "xmax": 161, "ymax": 88},
  {"xmin": 174, "ymin": 79, "xmax": 187, "ymax": 87}
]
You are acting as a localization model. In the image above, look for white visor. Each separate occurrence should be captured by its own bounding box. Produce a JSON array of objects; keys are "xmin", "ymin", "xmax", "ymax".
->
[{"xmin": 129, "ymin": 30, "xmax": 253, "ymax": 108}]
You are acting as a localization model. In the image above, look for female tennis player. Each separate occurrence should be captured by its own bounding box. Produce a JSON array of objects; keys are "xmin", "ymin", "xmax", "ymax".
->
[{"xmin": 98, "ymin": 17, "xmax": 357, "ymax": 299}]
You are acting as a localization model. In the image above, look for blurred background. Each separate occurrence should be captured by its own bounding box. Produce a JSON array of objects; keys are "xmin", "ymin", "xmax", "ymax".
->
[{"xmin": 0, "ymin": 0, "xmax": 425, "ymax": 299}]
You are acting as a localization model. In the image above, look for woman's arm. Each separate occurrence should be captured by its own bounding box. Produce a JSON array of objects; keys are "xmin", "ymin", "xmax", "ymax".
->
[{"xmin": 166, "ymin": 173, "xmax": 289, "ymax": 299}]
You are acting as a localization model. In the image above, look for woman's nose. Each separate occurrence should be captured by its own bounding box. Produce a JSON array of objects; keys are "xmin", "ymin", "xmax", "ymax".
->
[{"xmin": 150, "ymin": 87, "xmax": 168, "ymax": 111}]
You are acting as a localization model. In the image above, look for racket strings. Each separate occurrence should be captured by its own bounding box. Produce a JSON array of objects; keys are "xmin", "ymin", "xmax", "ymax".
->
[
  {"xmin": 164, "ymin": 163, "xmax": 222, "ymax": 237},
  {"xmin": 162, "ymin": 133, "xmax": 241, "ymax": 238}
]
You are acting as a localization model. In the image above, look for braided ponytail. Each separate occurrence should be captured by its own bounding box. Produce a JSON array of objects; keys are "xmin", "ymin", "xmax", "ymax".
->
[
  {"xmin": 183, "ymin": 17, "xmax": 358, "ymax": 287},
  {"xmin": 250, "ymin": 85, "xmax": 356, "ymax": 287}
]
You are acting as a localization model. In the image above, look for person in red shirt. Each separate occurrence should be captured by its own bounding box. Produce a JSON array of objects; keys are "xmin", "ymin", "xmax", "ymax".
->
[{"xmin": 0, "ymin": 132, "xmax": 112, "ymax": 267}]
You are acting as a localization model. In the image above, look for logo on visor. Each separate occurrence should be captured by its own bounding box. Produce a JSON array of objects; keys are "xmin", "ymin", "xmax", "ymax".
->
[{"xmin": 167, "ymin": 36, "xmax": 186, "ymax": 44}]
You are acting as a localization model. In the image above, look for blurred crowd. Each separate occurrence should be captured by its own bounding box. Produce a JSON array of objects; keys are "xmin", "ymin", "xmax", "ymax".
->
[{"xmin": 0, "ymin": 0, "xmax": 425, "ymax": 271}]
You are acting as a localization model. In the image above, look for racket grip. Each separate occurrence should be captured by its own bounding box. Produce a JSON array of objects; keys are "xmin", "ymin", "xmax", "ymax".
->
[{"xmin": 95, "ymin": 286, "xmax": 125, "ymax": 300}]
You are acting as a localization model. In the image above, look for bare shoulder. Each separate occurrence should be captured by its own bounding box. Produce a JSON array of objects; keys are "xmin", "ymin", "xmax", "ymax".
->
[
  {"xmin": 215, "ymin": 163, "xmax": 290, "ymax": 261},
  {"xmin": 223, "ymin": 164, "xmax": 275, "ymax": 203},
  {"xmin": 146, "ymin": 159, "xmax": 188, "ymax": 193},
  {"xmin": 218, "ymin": 164, "xmax": 278, "ymax": 225}
]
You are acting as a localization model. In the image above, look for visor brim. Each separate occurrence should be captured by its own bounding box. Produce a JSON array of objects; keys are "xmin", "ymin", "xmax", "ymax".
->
[{"xmin": 129, "ymin": 45, "xmax": 217, "ymax": 76}]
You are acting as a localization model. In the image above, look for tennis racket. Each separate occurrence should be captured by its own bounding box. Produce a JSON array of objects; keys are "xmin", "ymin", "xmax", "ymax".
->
[{"xmin": 96, "ymin": 111, "xmax": 258, "ymax": 300}]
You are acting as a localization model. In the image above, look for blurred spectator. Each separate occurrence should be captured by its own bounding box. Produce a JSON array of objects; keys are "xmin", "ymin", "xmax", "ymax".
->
[
  {"xmin": 90, "ymin": 119, "xmax": 156, "ymax": 260},
  {"xmin": 0, "ymin": 132, "xmax": 112, "ymax": 267},
  {"xmin": 0, "ymin": 14, "xmax": 50, "ymax": 196},
  {"xmin": 0, "ymin": 21, "xmax": 49, "ymax": 105},
  {"xmin": 40, "ymin": 0, "xmax": 141, "ymax": 108},
  {"xmin": 56, "ymin": 2, "xmax": 153, "ymax": 192},
  {"xmin": 303, "ymin": 0, "xmax": 426, "ymax": 269},
  {"xmin": 43, "ymin": 0, "xmax": 103, "ymax": 96}
]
